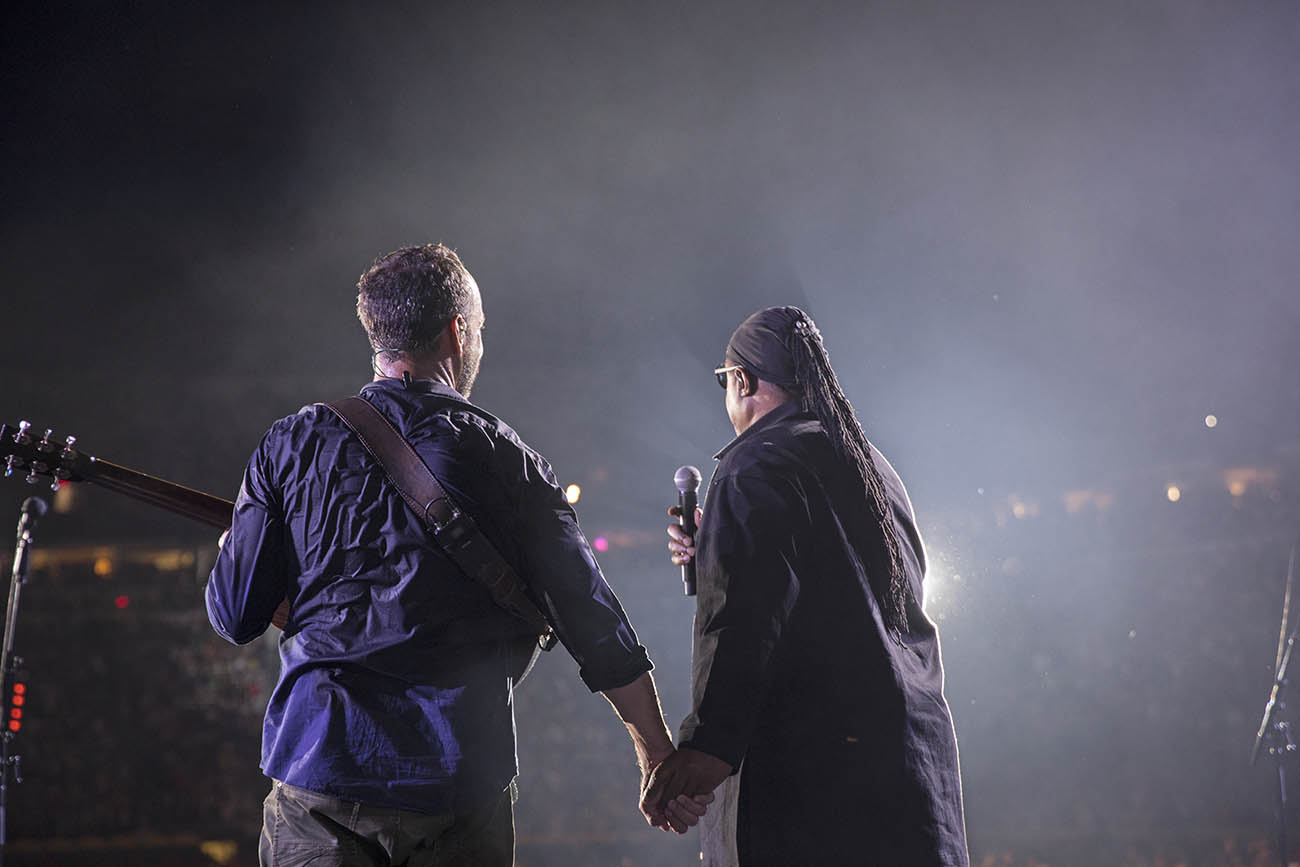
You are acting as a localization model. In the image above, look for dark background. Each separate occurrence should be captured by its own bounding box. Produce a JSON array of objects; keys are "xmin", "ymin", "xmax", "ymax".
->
[{"xmin": 2, "ymin": 2, "xmax": 1298, "ymax": 864}]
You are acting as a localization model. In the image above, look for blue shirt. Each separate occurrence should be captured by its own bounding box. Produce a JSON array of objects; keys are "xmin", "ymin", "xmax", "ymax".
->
[{"xmin": 205, "ymin": 379, "xmax": 652, "ymax": 814}]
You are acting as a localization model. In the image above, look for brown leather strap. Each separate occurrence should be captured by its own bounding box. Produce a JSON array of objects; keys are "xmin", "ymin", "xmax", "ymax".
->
[{"xmin": 320, "ymin": 397, "xmax": 555, "ymax": 646}]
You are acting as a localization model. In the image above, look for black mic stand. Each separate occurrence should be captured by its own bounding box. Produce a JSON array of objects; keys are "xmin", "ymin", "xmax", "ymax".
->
[
  {"xmin": 1, "ymin": 498, "xmax": 45, "ymax": 867},
  {"xmin": 1253, "ymin": 545, "xmax": 1300, "ymax": 867}
]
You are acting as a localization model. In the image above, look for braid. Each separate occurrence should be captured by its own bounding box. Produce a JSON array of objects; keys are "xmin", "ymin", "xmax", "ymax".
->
[{"xmin": 789, "ymin": 318, "xmax": 913, "ymax": 638}]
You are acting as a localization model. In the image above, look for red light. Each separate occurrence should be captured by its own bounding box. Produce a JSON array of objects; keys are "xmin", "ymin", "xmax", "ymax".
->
[
  {"xmin": 7, "ymin": 721, "xmax": 18, "ymax": 732},
  {"xmin": 10, "ymin": 708, "xmax": 21, "ymax": 720},
  {"xmin": 12, "ymin": 696, "xmax": 23, "ymax": 707},
  {"xmin": 12, "ymin": 683, "xmax": 24, "ymax": 695},
  {"xmin": 115, "ymin": 595, "xmax": 130, "ymax": 609},
  {"xmin": 592, "ymin": 536, "xmax": 609, "ymax": 552}
]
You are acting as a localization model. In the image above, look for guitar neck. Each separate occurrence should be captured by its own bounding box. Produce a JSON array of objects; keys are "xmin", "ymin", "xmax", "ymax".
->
[{"xmin": 84, "ymin": 456, "xmax": 234, "ymax": 529}]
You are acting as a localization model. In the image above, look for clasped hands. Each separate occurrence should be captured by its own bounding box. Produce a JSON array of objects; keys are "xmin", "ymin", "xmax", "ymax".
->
[{"xmin": 640, "ymin": 746, "xmax": 733, "ymax": 834}]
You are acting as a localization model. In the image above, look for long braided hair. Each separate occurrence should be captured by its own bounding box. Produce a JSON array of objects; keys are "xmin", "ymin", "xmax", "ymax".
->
[
  {"xmin": 727, "ymin": 306, "xmax": 913, "ymax": 638},
  {"xmin": 787, "ymin": 315, "xmax": 912, "ymax": 637}
]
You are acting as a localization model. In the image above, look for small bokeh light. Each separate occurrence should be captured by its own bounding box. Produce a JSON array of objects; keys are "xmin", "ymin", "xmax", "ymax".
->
[
  {"xmin": 592, "ymin": 536, "xmax": 609, "ymax": 552},
  {"xmin": 93, "ymin": 556, "xmax": 113, "ymax": 577},
  {"xmin": 1166, "ymin": 485, "xmax": 1182, "ymax": 503},
  {"xmin": 114, "ymin": 595, "xmax": 130, "ymax": 609},
  {"xmin": 1204, "ymin": 414, "xmax": 1218, "ymax": 428},
  {"xmin": 564, "ymin": 484, "xmax": 581, "ymax": 504}
]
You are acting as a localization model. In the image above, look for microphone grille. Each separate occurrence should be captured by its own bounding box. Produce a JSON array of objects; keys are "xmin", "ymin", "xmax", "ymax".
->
[
  {"xmin": 674, "ymin": 465, "xmax": 702, "ymax": 493},
  {"xmin": 22, "ymin": 496, "xmax": 49, "ymax": 518}
]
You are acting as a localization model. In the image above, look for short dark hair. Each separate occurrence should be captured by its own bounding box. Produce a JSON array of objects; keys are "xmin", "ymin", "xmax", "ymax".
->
[{"xmin": 356, "ymin": 243, "xmax": 476, "ymax": 356}]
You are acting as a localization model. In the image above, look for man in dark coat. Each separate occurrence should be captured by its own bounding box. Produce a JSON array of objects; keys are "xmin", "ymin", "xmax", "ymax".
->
[{"xmin": 642, "ymin": 306, "xmax": 968, "ymax": 866}]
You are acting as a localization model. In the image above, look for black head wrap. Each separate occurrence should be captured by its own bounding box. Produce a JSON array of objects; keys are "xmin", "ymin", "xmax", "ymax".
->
[
  {"xmin": 724, "ymin": 305, "xmax": 811, "ymax": 390},
  {"xmin": 723, "ymin": 303, "xmax": 915, "ymax": 640}
]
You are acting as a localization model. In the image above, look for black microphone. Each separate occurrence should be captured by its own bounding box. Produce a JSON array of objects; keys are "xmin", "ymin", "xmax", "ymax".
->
[
  {"xmin": 15, "ymin": 496, "xmax": 48, "ymax": 543},
  {"xmin": 674, "ymin": 466, "xmax": 701, "ymax": 596}
]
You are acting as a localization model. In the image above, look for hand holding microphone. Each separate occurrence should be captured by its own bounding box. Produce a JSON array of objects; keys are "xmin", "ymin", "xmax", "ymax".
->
[{"xmin": 669, "ymin": 466, "xmax": 702, "ymax": 595}]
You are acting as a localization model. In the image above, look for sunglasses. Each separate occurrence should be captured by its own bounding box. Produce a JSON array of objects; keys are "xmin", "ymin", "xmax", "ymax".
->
[{"xmin": 714, "ymin": 364, "xmax": 743, "ymax": 389}]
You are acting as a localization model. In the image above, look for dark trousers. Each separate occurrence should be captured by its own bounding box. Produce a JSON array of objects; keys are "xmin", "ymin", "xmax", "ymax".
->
[{"xmin": 259, "ymin": 779, "xmax": 515, "ymax": 867}]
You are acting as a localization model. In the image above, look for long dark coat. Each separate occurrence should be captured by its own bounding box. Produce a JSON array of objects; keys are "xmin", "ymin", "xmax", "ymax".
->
[{"xmin": 679, "ymin": 402, "xmax": 968, "ymax": 866}]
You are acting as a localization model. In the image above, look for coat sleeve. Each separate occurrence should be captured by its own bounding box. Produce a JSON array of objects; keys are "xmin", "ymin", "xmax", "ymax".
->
[
  {"xmin": 678, "ymin": 468, "xmax": 808, "ymax": 769},
  {"xmin": 205, "ymin": 430, "xmax": 288, "ymax": 645}
]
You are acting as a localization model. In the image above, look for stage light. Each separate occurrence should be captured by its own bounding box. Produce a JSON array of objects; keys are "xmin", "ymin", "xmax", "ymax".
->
[
  {"xmin": 565, "ymin": 484, "xmax": 581, "ymax": 504},
  {"xmin": 1205, "ymin": 414, "xmax": 1218, "ymax": 428},
  {"xmin": 8, "ymin": 681, "xmax": 25, "ymax": 732},
  {"xmin": 1166, "ymin": 485, "xmax": 1182, "ymax": 502},
  {"xmin": 93, "ymin": 556, "xmax": 113, "ymax": 577},
  {"xmin": 592, "ymin": 536, "xmax": 609, "ymax": 552},
  {"xmin": 115, "ymin": 595, "xmax": 130, "ymax": 609}
]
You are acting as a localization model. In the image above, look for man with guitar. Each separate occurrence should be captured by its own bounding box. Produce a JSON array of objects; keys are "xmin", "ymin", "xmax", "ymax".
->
[{"xmin": 206, "ymin": 243, "xmax": 706, "ymax": 866}]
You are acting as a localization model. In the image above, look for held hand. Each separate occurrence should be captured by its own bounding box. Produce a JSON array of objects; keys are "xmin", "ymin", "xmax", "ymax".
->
[
  {"xmin": 640, "ymin": 747, "xmax": 731, "ymax": 834},
  {"xmin": 640, "ymin": 764, "xmax": 716, "ymax": 834},
  {"xmin": 666, "ymin": 506, "xmax": 703, "ymax": 567},
  {"xmin": 654, "ymin": 792, "xmax": 714, "ymax": 834}
]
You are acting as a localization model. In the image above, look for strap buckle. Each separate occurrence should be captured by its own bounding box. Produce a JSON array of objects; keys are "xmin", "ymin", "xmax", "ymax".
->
[{"xmin": 423, "ymin": 496, "xmax": 461, "ymax": 531}]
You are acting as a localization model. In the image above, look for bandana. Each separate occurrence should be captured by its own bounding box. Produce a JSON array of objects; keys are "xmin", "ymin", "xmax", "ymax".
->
[{"xmin": 724, "ymin": 305, "xmax": 814, "ymax": 390}]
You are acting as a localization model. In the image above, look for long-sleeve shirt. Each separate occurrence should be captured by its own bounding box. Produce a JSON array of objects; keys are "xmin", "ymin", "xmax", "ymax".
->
[
  {"xmin": 678, "ymin": 401, "xmax": 968, "ymax": 865},
  {"xmin": 206, "ymin": 378, "xmax": 652, "ymax": 814}
]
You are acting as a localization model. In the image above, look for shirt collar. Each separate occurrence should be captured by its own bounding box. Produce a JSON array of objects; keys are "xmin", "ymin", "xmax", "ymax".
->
[
  {"xmin": 712, "ymin": 400, "xmax": 805, "ymax": 461},
  {"xmin": 360, "ymin": 377, "xmax": 470, "ymax": 404}
]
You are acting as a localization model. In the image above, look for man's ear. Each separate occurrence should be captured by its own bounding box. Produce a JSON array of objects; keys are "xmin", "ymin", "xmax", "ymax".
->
[
  {"xmin": 449, "ymin": 314, "xmax": 467, "ymax": 356},
  {"xmin": 737, "ymin": 369, "xmax": 757, "ymax": 397}
]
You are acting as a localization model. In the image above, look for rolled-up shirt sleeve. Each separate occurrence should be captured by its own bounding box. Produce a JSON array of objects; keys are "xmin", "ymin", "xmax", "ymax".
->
[
  {"xmin": 206, "ymin": 431, "xmax": 287, "ymax": 645},
  {"xmin": 510, "ymin": 444, "xmax": 652, "ymax": 693}
]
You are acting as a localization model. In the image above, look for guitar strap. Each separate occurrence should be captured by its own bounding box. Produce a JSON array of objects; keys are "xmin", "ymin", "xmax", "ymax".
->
[{"xmin": 319, "ymin": 397, "xmax": 557, "ymax": 659}]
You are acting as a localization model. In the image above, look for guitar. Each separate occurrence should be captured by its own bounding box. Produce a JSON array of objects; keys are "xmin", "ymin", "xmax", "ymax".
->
[
  {"xmin": 1, "ymin": 420, "xmax": 234, "ymax": 528},
  {"xmin": 0, "ymin": 419, "xmax": 293, "ymax": 624}
]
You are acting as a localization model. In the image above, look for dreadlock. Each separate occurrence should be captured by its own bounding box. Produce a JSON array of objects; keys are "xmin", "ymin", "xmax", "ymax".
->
[{"xmin": 786, "ymin": 315, "xmax": 913, "ymax": 639}]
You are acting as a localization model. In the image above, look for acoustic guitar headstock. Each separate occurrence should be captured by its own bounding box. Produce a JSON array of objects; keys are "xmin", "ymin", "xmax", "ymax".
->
[{"xmin": 1, "ymin": 421, "xmax": 88, "ymax": 492}]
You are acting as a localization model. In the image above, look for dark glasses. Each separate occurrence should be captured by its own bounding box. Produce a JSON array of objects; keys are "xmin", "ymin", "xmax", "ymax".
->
[{"xmin": 714, "ymin": 364, "xmax": 742, "ymax": 389}]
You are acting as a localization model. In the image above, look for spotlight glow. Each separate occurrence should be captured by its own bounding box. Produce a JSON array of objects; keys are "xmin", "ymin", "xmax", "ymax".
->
[
  {"xmin": 1166, "ymin": 485, "xmax": 1182, "ymax": 503},
  {"xmin": 564, "ymin": 484, "xmax": 582, "ymax": 504},
  {"xmin": 1205, "ymin": 414, "xmax": 1218, "ymax": 428},
  {"xmin": 592, "ymin": 536, "xmax": 609, "ymax": 552}
]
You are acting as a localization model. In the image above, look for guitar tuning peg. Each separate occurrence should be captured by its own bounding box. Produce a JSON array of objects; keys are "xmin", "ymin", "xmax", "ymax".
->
[
  {"xmin": 4, "ymin": 456, "xmax": 15, "ymax": 478},
  {"xmin": 14, "ymin": 421, "xmax": 31, "ymax": 444},
  {"xmin": 50, "ymin": 478, "xmax": 61, "ymax": 493},
  {"xmin": 24, "ymin": 467, "xmax": 38, "ymax": 485},
  {"xmin": 41, "ymin": 429, "xmax": 53, "ymax": 445},
  {"xmin": 64, "ymin": 435, "xmax": 77, "ymax": 448}
]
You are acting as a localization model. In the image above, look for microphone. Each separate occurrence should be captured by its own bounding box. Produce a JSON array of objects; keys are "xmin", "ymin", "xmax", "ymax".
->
[
  {"xmin": 674, "ymin": 466, "xmax": 701, "ymax": 596},
  {"xmin": 15, "ymin": 496, "xmax": 48, "ymax": 544}
]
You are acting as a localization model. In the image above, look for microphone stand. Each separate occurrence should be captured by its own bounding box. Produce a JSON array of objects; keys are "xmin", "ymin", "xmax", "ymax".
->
[
  {"xmin": 1253, "ymin": 545, "xmax": 1300, "ymax": 867},
  {"xmin": 0, "ymin": 500, "xmax": 44, "ymax": 867}
]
